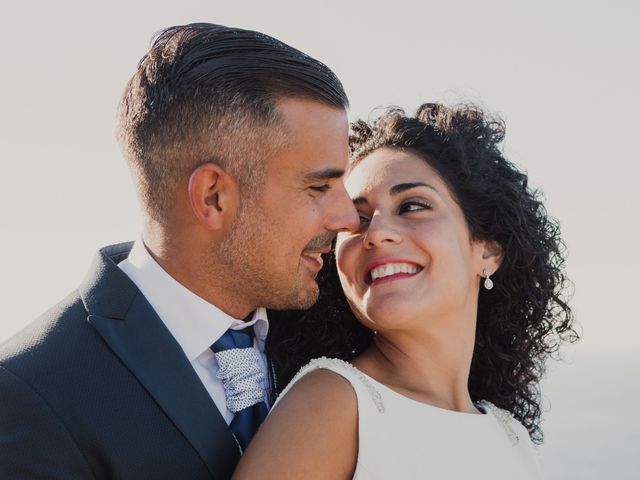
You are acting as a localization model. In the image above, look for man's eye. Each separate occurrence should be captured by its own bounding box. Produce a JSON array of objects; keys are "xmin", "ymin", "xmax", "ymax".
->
[
  {"xmin": 310, "ymin": 184, "xmax": 330, "ymax": 193},
  {"xmin": 358, "ymin": 213, "xmax": 370, "ymax": 224},
  {"xmin": 399, "ymin": 200, "xmax": 431, "ymax": 213}
]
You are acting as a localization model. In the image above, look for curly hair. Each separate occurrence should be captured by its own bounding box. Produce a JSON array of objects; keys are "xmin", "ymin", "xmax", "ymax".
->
[{"xmin": 268, "ymin": 103, "xmax": 578, "ymax": 444}]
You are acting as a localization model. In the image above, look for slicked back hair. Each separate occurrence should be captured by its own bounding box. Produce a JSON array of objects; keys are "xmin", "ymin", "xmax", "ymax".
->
[{"xmin": 117, "ymin": 23, "xmax": 348, "ymax": 223}]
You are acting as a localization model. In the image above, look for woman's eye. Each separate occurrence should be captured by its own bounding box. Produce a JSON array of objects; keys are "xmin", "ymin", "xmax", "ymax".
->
[
  {"xmin": 358, "ymin": 213, "xmax": 370, "ymax": 224},
  {"xmin": 399, "ymin": 200, "xmax": 431, "ymax": 213}
]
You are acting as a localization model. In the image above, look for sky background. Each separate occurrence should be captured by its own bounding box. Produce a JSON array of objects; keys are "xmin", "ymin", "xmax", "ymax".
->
[{"xmin": 1, "ymin": 0, "xmax": 638, "ymax": 477}]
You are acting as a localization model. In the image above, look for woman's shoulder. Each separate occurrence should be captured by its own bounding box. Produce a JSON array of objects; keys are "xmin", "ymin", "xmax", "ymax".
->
[
  {"xmin": 278, "ymin": 357, "xmax": 385, "ymax": 413},
  {"xmin": 476, "ymin": 400, "xmax": 535, "ymax": 448},
  {"xmin": 277, "ymin": 358, "xmax": 358, "ymax": 409},
  {"xmin": 233, "ymin": 358, "xmax": 359, "ymax": 479}
]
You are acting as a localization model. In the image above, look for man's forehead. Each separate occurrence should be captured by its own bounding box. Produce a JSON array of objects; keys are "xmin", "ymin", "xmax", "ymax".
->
[{"xmin": 264, "ymin": 98, "xmax": 349, "ymax": 182}]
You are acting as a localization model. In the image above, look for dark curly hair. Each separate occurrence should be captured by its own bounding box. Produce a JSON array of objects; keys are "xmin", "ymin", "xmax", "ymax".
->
[{"xmin": 268, "ymin": 103, "xmax": 578, "ymax": 444}]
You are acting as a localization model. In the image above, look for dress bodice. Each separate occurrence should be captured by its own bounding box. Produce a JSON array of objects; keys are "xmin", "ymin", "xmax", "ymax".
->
[{"xmin": 279, "ymin": 357, "xmax": 543, "ymax": 480}]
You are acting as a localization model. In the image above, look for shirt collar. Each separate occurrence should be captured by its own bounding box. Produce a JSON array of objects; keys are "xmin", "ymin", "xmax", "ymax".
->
[
  {"xmin": 229, "ymin": 307, "xmax": 269, "ymax": 352},
  {"xmin": 118, "ymin": 240, "xmax": 269, "ymax": 361}
]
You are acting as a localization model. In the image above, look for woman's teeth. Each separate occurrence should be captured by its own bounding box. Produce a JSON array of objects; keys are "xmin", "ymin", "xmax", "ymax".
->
[{"xmin": 370, "ymin": 263, "xmax": 419, "ymax": 281}]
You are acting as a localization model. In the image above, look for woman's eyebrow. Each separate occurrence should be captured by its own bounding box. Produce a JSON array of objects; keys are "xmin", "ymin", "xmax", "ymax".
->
[
  {"xmin": 389, "ymin": 182, "xmax": 438, "ymax": 195},
  {"xmin": 351, "ymin": 182, "xmax": 438, "ymax": 205}
]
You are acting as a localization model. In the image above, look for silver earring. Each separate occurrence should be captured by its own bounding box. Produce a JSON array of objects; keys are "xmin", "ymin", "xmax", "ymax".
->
[{"xmin": 482, "ymin": 268, "xmax": 494, "ymax": 290}]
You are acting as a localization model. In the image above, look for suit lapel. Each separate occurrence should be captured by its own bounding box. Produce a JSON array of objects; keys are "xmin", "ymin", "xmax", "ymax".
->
[{"xmin": 80, "ymin": 243, "xmax": 240, "ymax": 479}]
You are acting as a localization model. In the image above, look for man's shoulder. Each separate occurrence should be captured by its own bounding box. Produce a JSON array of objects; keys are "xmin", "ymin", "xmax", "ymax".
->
[
  {"xmin": 0, "ymin": 289, "xmax": 88, "ymax": 368},
  {"xmin": 0, "ymin": 241, "xmax": 138, "ymax": 366},
  {"xmin": 0, "ymin": 279, "xmax": 137, "ymax": 421}
]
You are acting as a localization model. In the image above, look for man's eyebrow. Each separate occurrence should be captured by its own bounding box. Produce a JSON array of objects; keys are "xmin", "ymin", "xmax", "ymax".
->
[
  {"xmin": 302, "ymin": 168, "xmax": 345, "ymax": 182},
  {"xmin": 390, "ymin": 182, "xmax": 438, "ymax": 195}
]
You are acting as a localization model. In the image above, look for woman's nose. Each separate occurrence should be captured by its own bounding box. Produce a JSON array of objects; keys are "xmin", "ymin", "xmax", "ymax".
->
[{"xmin": 363, "ymin": 214, "xmax": 402, "ymax": 249}]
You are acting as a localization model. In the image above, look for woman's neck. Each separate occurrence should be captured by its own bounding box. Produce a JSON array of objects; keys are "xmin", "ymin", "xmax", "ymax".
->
[{"xmin": 353, "ymin": 313, "xmax": 479, "ymax": 414}]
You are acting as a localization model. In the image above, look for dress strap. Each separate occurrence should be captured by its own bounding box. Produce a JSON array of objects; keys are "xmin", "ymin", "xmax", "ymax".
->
[{"xmin": 276, "ymin": 357, "xmax": 386, "ymax": 414}]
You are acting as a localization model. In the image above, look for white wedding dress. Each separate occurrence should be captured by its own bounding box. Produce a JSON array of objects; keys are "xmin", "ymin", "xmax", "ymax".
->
[{"xmin": 279, "ymin": 357, "xmax": 543, "ymax": 480}]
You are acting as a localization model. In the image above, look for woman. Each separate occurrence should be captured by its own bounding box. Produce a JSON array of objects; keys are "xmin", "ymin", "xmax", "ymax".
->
[{"xmin": 236, "ymin": 103, "xmax": 578, "ymax": 479}]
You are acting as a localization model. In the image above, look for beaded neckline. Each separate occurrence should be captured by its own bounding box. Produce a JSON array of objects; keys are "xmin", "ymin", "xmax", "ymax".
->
[
  {"xmin": 284, "ymin": 357, "xmax": 521, "ymax": 446},
  {"xmin": 476, "ymin": 400, "xmax": 520, "ymax": 445}
]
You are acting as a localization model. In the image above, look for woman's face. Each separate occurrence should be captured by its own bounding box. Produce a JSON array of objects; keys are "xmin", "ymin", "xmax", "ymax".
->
[{"xmin": 336, "ymin": 147, "xmax": 498, "ymax": 332}]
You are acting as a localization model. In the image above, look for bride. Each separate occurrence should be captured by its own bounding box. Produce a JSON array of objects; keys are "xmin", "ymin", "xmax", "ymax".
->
[{"xmin": 233, "ymin": 103, "xmax": 578, "ymax": 479}]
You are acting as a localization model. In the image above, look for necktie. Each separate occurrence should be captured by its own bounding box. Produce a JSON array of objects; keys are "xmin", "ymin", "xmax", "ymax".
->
[{"xmin": 211, "ymin": 328, "xmax": 269, "ymax": 451}]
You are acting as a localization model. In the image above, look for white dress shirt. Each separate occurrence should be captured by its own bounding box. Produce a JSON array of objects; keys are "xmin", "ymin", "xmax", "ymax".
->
[{"xmin": 118, "ymin": 240, "xmax": 270, "ymax": 425}]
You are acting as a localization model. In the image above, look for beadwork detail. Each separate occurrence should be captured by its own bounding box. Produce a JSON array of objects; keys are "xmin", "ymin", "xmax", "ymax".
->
[
  {"xmin": 282, "ymin": 359, "xmax": 521, "ymax": 447},
  {"xmin": 281, "ymin": 357, "xmax": 386, "ymax": 413},
  {"xmin": 476, "ymin": 400, "xmax": 520, "ymax": 445}
]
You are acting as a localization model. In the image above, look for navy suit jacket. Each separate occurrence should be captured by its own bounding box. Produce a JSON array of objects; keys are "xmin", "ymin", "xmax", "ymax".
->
[{"xmin": 0, "ymin": 243, "xmax": 241, "ymax": 479}]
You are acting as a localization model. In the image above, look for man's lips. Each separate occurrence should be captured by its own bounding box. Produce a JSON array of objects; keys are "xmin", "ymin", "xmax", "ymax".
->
[
  {"xmin": 364, "ymin": 258, "xmax": 424, "ymax": 285},
  {"xmin": 301, "ymin": 245, "xmax": 332, "ymax": 270}
]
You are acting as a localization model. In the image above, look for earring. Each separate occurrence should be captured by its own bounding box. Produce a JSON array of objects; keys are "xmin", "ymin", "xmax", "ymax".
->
[{"xmin": 482, "ymin": 268, "xmax": 494, "ymax": 290}]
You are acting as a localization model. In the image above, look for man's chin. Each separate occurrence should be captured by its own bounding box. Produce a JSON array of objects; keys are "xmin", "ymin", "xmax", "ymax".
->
[
  {"xmin": 298, "ymin": 286, "xmax": 320, "ymax": 310},
  {"xmin": 269, "ymin": 283, "xmax": 319, "ymax": 311}
]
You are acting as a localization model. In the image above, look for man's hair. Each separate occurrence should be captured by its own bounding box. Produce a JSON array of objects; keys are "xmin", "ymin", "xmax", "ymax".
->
[{"xmin": 117, "ymin": 23, "xmax": 348, "ymax": 222}]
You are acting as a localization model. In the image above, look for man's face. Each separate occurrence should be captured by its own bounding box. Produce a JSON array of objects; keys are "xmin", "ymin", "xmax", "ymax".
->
[{"xmin": 221, "ymin": 98, "xmax": 359, "ymax": 310}]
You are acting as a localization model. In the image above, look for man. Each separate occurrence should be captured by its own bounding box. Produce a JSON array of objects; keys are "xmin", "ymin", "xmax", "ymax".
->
[{"xmin": 0, "ymin": 23, "xmax": 358, "ymax": 479}]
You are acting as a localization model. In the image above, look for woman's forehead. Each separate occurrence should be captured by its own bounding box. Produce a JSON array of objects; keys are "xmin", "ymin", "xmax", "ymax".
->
[{"xmin": 346, "ymin": 148, "xmax": 444, "ymax": 194}]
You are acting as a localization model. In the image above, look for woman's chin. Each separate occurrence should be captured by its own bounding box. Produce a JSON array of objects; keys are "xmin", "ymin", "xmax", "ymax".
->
[{"xmin": 360, "ymin": 300, "xmax": 425, "ymax": 332}]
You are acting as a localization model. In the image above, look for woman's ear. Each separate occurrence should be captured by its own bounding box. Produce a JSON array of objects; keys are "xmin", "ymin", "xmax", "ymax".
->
[
  {"xmin": 188, "ymin": 163, "xmax": 240, "ymax": 231},
  {"xmin": 481, "ymin": 240, "xmax": 504, "ymax": 273}
]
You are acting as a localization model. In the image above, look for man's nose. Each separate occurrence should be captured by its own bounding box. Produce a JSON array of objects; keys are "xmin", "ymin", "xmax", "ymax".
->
[{"xmin": 325, "ymin": 183, "xmax": 359, "ymax": 233}]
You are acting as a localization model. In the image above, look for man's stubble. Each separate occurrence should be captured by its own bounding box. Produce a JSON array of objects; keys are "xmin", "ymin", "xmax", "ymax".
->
[{"xmin": 216, "ymin": 199, "xmax": 320, "ymax": 312}]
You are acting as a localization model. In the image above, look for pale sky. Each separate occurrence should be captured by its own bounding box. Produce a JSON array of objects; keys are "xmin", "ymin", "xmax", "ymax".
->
[{"xmin": 1, "ymin": 0, "xmax": 638, "ymax": 356}]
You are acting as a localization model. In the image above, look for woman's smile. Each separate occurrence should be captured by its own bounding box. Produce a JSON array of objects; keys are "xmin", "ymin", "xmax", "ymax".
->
[{"xmin": 365, "ymin": 259, "xmax": 423, "ymax": 285}]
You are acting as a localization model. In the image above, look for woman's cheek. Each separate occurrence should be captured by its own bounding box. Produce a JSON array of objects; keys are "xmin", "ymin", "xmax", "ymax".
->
[
  {"xmin": 335, "ymin": 239, "xmax": 360, "ymax": 298},
  {"xmin": 336, "ymin": 237, "xmax": 358, "ymax": 279}
]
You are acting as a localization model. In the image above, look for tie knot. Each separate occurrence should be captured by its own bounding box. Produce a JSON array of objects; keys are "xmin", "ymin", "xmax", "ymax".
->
[{"xmin": 211, "ymin": 328, "xmax": 254, "ymax": 352}]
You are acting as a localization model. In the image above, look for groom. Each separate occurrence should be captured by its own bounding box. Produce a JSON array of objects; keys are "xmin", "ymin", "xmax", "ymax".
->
[{"xmin": 0, "ymin": 23, "xmax": 358, "ymax": 479}]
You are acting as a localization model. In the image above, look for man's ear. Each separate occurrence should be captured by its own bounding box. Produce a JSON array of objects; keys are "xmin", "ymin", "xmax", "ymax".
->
[
  {"xmin": 481, "ymin": 240, "xmax": 504, "ymax": 273},
  {"xmin": 188, "ymin": 163, "xmax": 240, "ymax": 231}
]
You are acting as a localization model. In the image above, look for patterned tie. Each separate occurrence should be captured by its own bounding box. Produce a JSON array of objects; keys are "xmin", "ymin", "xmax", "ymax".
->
[{"xmin": 211, "ymin": 328, "xmax": 269, "ymax": 451}]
